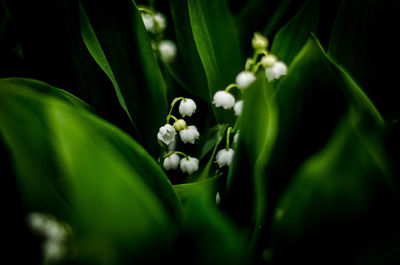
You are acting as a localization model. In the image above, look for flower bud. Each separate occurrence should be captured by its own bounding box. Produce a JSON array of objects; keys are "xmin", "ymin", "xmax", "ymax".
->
[
  {"xmin": 215, "ymin": 148, "xmax": 235, "ymax": 168},
  {"xmin": 179, "ymin": 125, "xmax": 200, "ymax": 144},
  {"xmin": 163, "ymin": 153, "xmax": 181, "ymax": 170},
  {"xmin": 252, "ymin": 32, "xmax": 269, "ymax": 50},
  {"xmin": 153, "ymin": 12, "xmax": 167, "ymax": 33},
  {"xmin": 157, "ymin": 124, "xmax": 176, "ymax": 145},
  {"xmin": 179, "ymin": 98, "xmax": 197, "ymax": 117},
  {"xmin": 261, "ymin": 54, "xmax": 277, "ymax": 68},
  {"xmin": 141, "ymin": 13, "xmax": 155, "ymax": 32},
  {"xmin": 180, "ymin": 156, "xmax": 199, "ymax": 174},
  {"xmin": 235, "ymin": 71, "xmax": 256, "ymax": 90},
  {"xmin": 173, "ymin": 119, "xmax": 187, "ymax": 131},
  {"xmin": 212, "ymin": 90, "xmax": 235, "ymax": 109}
]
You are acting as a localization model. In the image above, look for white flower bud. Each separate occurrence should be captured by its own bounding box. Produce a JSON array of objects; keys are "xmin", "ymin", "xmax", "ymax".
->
[
  {"xmin": 153, "ymin": 12, "xmax": 167, "ymax": 33},
  {"xmin": 158, "ymin": 40, "xmax": 177, "ymax": 64},
  {"xmin": 265, "ymin": 61, "xmax": 287, "ymax": 82},
  {"xmin": 141, "ymin": 13, "xmax": 155, "ymax": 32},
  {"xmin": 235, "ymin": 71, "xmax": 256, "ymax": 89},
  {"xmin": 212, "ymin": 90, "xmax": 235, "ymax": 109},
  {"xmin": 180, "ymin": 156, "xmax": 199, "ymax": 174},
  {"xmin": 179, "ymin": 125, "xmax": 200, "ymax": 144},
  {"xmin": 252, "ymin": 32, "xmax": 269, "ymax": 50},
  {"xmin": 173, "ymin": 119, "xmax": 186, "ymax": 131},
  {"xmin": 215, "ymin": 148, "xmax": 235, "ymax": 167},
  {"xmin": 234, "ymin": 100, "xmax": 243, "ymax": 116},
  {"xmin": 261, "ymin": 54, "xmax": 277, "ymax": 68},
  {"xmin": 179, "ymin": 98, "xmax": 197, "ymax": 117},
  {"xmin": 216, "ymin": 192, "xmax": 221, "ymax": 205},
  {"xmin": 163, "ymin": 153, "xmax": 180, "ymax": 170},
  {"xmin": 157, "ymin": 124, "xmax": 177, "ymax": 145}
]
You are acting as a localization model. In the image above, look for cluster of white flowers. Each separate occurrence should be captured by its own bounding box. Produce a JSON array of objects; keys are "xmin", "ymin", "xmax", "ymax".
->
[
  {"xmin": 156, "ymin": 32, "xmax": 288, "ymax": 180},
  {"xmin": 27, "ymin": 212, "xmax": 70, "ymax": 264},
  {"xmin": 157, "ymin": 97, "xmax": 200, "ymax": 174},
  {"xmin": 140, "ymin": 7, "xmax": 177, "ymax": 64}
]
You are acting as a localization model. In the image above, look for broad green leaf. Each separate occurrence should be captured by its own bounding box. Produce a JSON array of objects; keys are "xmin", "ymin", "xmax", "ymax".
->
[
  {"xmin": 224, "ymin": 73, "xmax": 278, "ymax": 235},
  {"xmin": 269, "ymin": 111, "xmax": 399, "ymax": 264},
  {"xmin": 188, "ymin": 0, "xmax": 243, "ymax": 123},
  {"xmin": 271, "ymin": 0, "xmax": 318, "ymax": 65},
  {"xmin": 168, "ymin": 0, "xmax": 209, "ymax": 101},
  {"xmin": 173, "ymin": 176, "xmax": 220, "ymax": 204},
  {"xmin": 79, "ymin": 0, "xmax": 168, "ymax": 156},
  {"xmin": 328, "ymin": 0, "xmax": 400, "ymax": 119},
  {"xmin": 0, "ymin": 78, "xmax": 181, "ymax": 262},
  {"xmin": 178, "ymin": 187, "xmax": 250, "ymax": 265}
]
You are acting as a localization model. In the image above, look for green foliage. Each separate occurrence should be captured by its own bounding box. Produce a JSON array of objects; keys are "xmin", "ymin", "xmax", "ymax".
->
[{"xmin": 1, "ymin": 0, "xmax": 399, "ymax": 264}]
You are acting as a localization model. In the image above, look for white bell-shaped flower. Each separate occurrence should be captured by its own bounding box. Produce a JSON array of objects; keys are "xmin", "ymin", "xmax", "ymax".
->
[
  {"xmin": 158, "ymin": 40, "xmax": 177, "ymax": 64},
  {"xmin": 215, "ymin": 148, "xmax": 235, "ymax": 167},
  {"xmin": 163, "ymin": 153, "xmax": 181, "ymax": 170},
  {"xmin": 179, "ymin": 125, "xmax": 200, "ymax": 144},
  {"xmin": 180, "ymin": 156, "xmax": 199, "ymax": 174},
  {"xmin": 265, "ymin": 61, "xmax": 287, "ymax": 82},
  {"xmin": 179, "ymin": 98, "xmax": 197, "ymax": 117},
  {"xmin": 153, "ymin": 12, "xmax": 167, "ymax": 33},
  {"xmin": 235, "ymin": 71, "xmax": 256, "ymax": 89},
  {"xmin": 212, "ymin": 90, "xmax": 235, "ymax": 109},
  {"xmin": 157, "ymin": 124, "xmax": 176, "ymax": 145},
  {"xmin": 234, "ymin": 100, "xmax": 243, "ymax": 116},
  {"xmin": 141, "ymin": 13, "xmax": 155, "ymax": 32}
]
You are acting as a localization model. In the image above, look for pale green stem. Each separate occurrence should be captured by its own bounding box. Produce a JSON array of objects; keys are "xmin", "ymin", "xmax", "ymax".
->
[
  {"xmin": 164, "ymin": 151, "xmax": 188, "ymax": 160},
  {"xmin": 226, "ymin": 127, "xmax": 232, "ymax": 150},
  {"xmin": 225, "ymin": 83, "xmax": 238, "ymax": 92},
  {"xmin": 166, "ymin": 114, "xmax": 178, "ymax": 122},
  {"xmin": 166, "ymin": 97, "xmax": 185, "ymax": 123}
]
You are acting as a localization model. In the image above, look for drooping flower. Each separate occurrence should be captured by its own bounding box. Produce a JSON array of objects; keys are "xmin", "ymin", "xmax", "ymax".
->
[
  {"xmin": 265, "ymin": 61, "xmax": 287, "ymax": 82},
  {"xmin": 158, "ymin": 40, "xmax": 177, "ymax": 64},
  {"xmin": 141, "ymin": 13, "xmax": 155, "ymax": 32},
  {"xmin": 212, "ymin": 90, "xmax": 235, "ymax": 109},
  {"xmin": 179, "ymin": 125, "xmax": 200, "ymax": 144},
  {"xmin": 157, "ymin": 124, "xmax": 176, "ymax": 145},
  {"xmin": 234, "ymin": 100, "xmax": 243, "ymax": 116},
  {"xmin": 163, "ymin": 153, "xmax": 181, "ymax": 170},
  {"xmin": 153, "ymin": 12, "xmax": 167, "ymax": 33},
  {"xmin": 235, "ymin": 71, "xmax": 256, "ymax": 90},
  {"xmin": 180, "ymin": 156, "xmax": 199, "ymax": 174},
  {"xmin": 179, "ymin": 98, "xmax": 197, "ymax": 117},
  {"xmin": 215, "ymin": 148, "xmax": 235, "ymax": 167},
  {"xmin": 261, "ymin": 54, "xmax": 277, "ymax": 68}
]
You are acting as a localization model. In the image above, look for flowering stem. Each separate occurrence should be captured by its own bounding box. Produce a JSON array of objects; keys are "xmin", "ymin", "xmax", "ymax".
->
[
  {"xmin": 166, "ymin": 114, "xmax": 178, "ymax": 123},
  {"xmin": 226, "ymin": 127, "xmax": 232, "ymax": 150},
  {"xmin": 166, "ymin": 97, "xmax": 185, "ymax": 123},
  {"xmin": 245, "ymin": 58, "xmax": 254, "ymax": 71},
  {"xmin": 165, "ymin": 151, "xmax": 188, "ymax": 160},
  {"xmin": 252, "ymin": 61, "xmax": 262, "ymax": 73},
  {"xmin": 225, "ymin": 83, "xmax": 238, "ymax": 92}
]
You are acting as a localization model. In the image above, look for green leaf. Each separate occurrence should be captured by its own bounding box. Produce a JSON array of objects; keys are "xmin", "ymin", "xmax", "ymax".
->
[
  {"xmin": 0, "ymin": 78, "xmax": 181, "ymax": 262},
  {"xmin": 271, "ymin": 0, "xmax": 318, "ymax": 65},
  {"xmin": 269, "ymin": 111, "xmax": 399, "ymax": 264},
  {"xmin": 168, "ymin": 0, "xmax": 209, "ymax": 101},
  {"xmin": 188, "ymin": 0, "xmax": 243, "ymax": 123},
  {"xmin": 79, "ymin": 0, "xmax": 168, "ymax": 156},
  {"xmin": 224, "ymin": 73, "xmax": 278, "ymax": 236}
]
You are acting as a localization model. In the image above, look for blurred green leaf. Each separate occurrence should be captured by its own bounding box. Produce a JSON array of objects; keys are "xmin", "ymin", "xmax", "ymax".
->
[
  {"xmin": 0, "ymin": 78, "xmax": 181, "ymax": 263},
  {"xmin": 271, "ymin": 0, "xmax": 318, "ymax": 65},
  {"xmin": 168, "ymin": 0, "xmax": 209, "ymax": 102},
  {"xmin": 188, "ymin": 0, "xmax": 242, "ymax": 123},
  {"xmin": 269, "ymin": 111, "xmax": 399, "ymax": 264},
  {"xmin": 79, "ymin": 0, "xmax": 168, "ymax": 156},
  {"xmin": 177, "ymin": 187, "xmax": 249, "ymax": 265}
]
